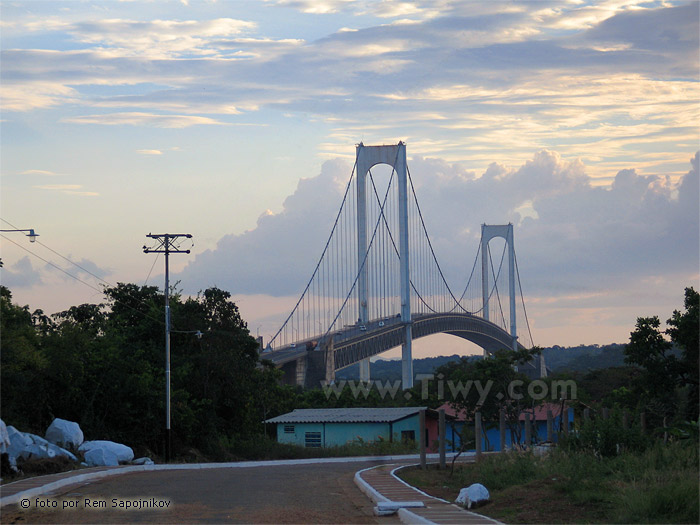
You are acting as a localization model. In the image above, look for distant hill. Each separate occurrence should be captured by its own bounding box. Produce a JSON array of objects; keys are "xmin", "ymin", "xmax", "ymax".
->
[
  {"xmin": 542, "ymin": 344, "xmax": 626, "ymax": 372},
  {"xmin": 335, "ymin": 343, "xmax": 627, "ymax": 381},
  {"xmin": 335, "ymin": 354, "xmax": 479, "ymax": 382}
]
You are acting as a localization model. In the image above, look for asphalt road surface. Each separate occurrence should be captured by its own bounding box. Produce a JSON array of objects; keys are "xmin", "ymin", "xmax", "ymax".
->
[{"xmin": 1, "ymin": 460, "xmax": 397, "ymax": 524}]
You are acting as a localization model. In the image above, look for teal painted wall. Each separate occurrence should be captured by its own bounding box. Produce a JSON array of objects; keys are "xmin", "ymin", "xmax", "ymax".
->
[
  {"xmin": 274, "ymin": 415, "xmax": 424, "ymax": 448},
  {"xmin": 276, "ymin": 422, "xmax": 324, "ymax": 447}
]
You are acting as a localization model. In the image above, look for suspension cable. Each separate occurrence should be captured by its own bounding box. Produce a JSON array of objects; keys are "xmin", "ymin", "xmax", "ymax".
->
[
  {"xmin": 514, "ymin": 249, "xmax": 535, "ymax": 347},
  {"xmin": 268, "ymin": 159, "xmax": 359, "ymax": 347}
]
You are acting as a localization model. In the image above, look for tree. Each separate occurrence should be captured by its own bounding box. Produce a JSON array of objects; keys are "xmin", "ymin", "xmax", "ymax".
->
[
  {"xmin": 0, "ymin": 286, "xmax": 50, "ymax": 432},
  {"xmin": 625, "ymin": 287, "xmax": 699, "ymax": 424},
  {"xmin": 1, "ymin": 282, "xmax": 296, "ymax": 459},
  {"xmin": 666, "ymin": 287, "xmax": 699, "ymax": 421},
  {"xmin": 437, "ymin": 347, "xmax": 542, "ymax": 450}
]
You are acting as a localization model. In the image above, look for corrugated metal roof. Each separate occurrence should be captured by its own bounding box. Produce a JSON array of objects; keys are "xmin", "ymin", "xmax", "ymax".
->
[{"xmin": 264, "ymin": 407, "xmax": 428, "ymax": 424}]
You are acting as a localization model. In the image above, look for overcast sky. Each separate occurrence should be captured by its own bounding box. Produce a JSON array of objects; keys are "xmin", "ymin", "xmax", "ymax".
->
[{"xmin": 2, "ymin": 0, "xmax": 698, "ymax": 357}]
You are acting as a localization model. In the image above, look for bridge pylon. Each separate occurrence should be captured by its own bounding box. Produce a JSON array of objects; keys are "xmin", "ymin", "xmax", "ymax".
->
[
  {"xmin": 356, "ymin": 142, "xmax": 413, "ymax": 388},
  {"xmin": 481, "ymin": 223, "xmax": 517, "ymax": 354}
]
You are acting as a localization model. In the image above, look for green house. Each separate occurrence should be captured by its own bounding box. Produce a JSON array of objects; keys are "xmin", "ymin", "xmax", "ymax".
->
[{"xmin": 264, "ymin": 407, "xmax": 439, "ymax": 448}]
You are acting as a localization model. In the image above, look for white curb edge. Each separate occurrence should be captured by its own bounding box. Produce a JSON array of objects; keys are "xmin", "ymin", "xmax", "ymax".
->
[
  {"xmin": 1, "ymin": 452, "xmax": 455, "ymax": 508},
  {"xmin": 353, "ymin": 465, "xmax": 390, "ymax": 504}
]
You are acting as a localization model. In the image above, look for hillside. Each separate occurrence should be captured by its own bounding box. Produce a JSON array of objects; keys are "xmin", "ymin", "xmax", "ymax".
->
[{"xmin": 335, "ymin": 343, "xmax": 627, "ymax": 381}]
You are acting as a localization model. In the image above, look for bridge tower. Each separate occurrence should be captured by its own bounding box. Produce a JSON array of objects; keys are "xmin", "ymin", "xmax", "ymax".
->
[
  {"xmin": 481, "ymin": 224, "xmax": 518, "ymax": 353},
  {"xmin": 356, "ymin": 142, "xmax": 413, "ymax": 388}
]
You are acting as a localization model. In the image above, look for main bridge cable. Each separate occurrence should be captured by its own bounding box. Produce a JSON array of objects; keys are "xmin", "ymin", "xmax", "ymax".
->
[
  {"xmin": 366, "ymin": 169, "xmax": 437, "ymax": 314},
  {"xmin": 267, "ymin": 157, "xmax": 360, "ymax": 349},
  {"xmin": 406, "ymin": 165, "xmax": 469, "ymax": 314},
  {"xmin": 514, "ymin": 248, "xmax": 535, "ymax": 347},
  {"xmin": 365, "ymin": 163, "xmax": 507, "ymax": 317},
  {"xmin": 405, "ymin": 165, "xmax": 507, "ymax": 316},
  {"xmin": 366, "ymin": 168, "xmax": 450, "ymax": 315},
  {"xmin": 454, "ymin": 242, "xmax": 481, "ymax": 311},
  {"xmin": 321, "ymin": 148, "xmax": 401, "ymax": 344}
]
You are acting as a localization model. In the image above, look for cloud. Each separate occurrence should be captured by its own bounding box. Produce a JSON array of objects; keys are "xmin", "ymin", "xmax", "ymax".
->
[
  {"xmin": 268, "ymin": 0, "xmax": 356, "ymax": 15},
  {"xmin": 44, "ymin": 255, "xmax": 111, "ymax": 282},
  {"xmin": 2, "ymin": 2, "xmax": 695, "ymax": 181},
  {"xmin": 178, "ymin": 158, "xmax": 350, "ymax": 295},
  {"xmin": 137, "ymin": 149, "xmax": 163, "ymax": 155},
  {"xmin": 34, "ymin": 184, "xmax": 99, "ymax": 196},
  {"xmin": 1, "ymin": 256, "xmax": 42, "ymax": 288},
  {"xmin": 42, "ymin": 17, "xmax": 257, "ymax": 59},
  {"xmin": 177, "ymin": 149, "xmax": 699, "ymax": 301},
  {"xmin": 62, "ymin": 112, "xmax": 227, "ymax": 128},
  {"xmin": 21, "ymin": 169, "xmax": 61, "ymax": 176}
]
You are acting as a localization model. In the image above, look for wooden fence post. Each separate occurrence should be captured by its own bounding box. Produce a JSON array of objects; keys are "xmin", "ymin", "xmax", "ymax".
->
[
  {"xmin": 475, "ymin": 411, "xmax": 482, "ymax": 460},
  {"xmin": 499, "ymin": 408, "xmax": 506, "ymax": 452},
  {"xmin": 419, "ymin": 409, "xmax": 426, "ymax": 470},
  {"xmin": 524, "ymin": 412, "xmax": 532, "ymax": 448},
  {"xmin": 439, "ymin": 408, "xmax": 446, "ymax": 470}
]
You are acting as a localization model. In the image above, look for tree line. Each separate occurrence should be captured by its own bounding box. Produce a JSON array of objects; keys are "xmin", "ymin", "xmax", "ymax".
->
[
  {"xmin": 1, "ymin": 284, "xmax": 298, "ymax": 459},
  {"xmin": 2, "ymin": 284, "xmax": 696, "ymax": 460}
]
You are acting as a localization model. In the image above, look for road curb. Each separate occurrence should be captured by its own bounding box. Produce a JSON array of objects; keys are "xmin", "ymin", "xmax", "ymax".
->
[
  {"xmin": 354, "ymin": 458, "xmax": 503, "ymax": 525},
  {"xmin": 0, "ymin": 452, "xmax": 456, "ymax": 508}
]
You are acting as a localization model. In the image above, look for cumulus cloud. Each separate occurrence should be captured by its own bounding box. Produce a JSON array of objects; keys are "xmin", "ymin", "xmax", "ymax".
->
[
  {"xmin": 45, "ymin": 256, "xmax": 111, "ymax": 282},
  {"xmin": 179, "ymin": 158, "xmax": 350, "ymax": 295},
  {"xmin": 177, "ymin": 150, "xmax": 699, "ymax": 300},
  {"xmin": 1, "ymin": 256, "xmax": 42, "ymax": 288}
]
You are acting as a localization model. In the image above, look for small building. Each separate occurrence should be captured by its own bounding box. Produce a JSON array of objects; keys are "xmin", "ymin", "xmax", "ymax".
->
[
  {"xmin": 438, "ymin": 402, "xmax": 575, "ymax": 452},
  {"xmin": 264, "ymin": 407, "xmax": 449, "ymax": 450}
]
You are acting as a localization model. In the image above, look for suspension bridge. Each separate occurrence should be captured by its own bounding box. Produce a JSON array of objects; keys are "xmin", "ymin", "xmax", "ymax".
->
[{"xmin": 262, "ymin": 142, "xmax": 543, "ymax": 389}]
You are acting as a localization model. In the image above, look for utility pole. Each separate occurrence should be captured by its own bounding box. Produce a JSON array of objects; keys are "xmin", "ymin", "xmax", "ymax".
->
[{"xmin": 143, "ymin": 233, "xmax": 192, "ymax": 462}]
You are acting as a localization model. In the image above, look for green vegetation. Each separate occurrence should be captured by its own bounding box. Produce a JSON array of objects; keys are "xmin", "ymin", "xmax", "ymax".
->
[
  {"xmin": 224, "ymin": 435, "xmax": 418, "ymax": 461},
  {"xmin": 400, "ymin": 440, "xmax": 699, "ymax": 524},
  {"xmin": 1, "ymin": 284, "xmax": 298, "ymax": 460},
  {"xmin": 398, "ymin": 287, "xmax": 699, "ymax": 524}
]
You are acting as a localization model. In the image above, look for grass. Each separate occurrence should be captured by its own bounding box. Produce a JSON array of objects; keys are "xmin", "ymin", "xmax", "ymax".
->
[
  {"xmin": 227, "ymin": 435, "xmax": 418, "ymax": 461},
  {"xmin": 398, "ymin": 441, "xmax": 699, "ymax": 524}
]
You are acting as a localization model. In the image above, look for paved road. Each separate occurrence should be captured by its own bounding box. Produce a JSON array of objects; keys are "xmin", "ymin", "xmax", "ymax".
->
[{"xmin": 1, "ymin": 461, "xmax": 396, "ymax": 524}]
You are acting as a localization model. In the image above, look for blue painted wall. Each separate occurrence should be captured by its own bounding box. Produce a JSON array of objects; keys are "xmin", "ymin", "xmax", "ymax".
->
[{"xmin": 446, "ymin": 409, "xmax": 575, "ymax": 452}]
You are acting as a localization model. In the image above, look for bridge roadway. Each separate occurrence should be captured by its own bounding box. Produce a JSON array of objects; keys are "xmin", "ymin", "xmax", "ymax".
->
[{"xmin": 263, "ymin": 312, "xmax": 519, "ymax": 374}]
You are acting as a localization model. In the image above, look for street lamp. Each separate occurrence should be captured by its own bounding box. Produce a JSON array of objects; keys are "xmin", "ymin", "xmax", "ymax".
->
[{"xmin": 1, "ymin": 228, "xmax": 39, "ymax": 242}]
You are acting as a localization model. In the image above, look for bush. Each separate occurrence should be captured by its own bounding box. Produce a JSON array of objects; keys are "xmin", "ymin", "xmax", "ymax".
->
[
  {"xmin": 223, "ymin": 435, "xmax": 418, "ymax": 461},
  {"xmin": 562, "ymin": 409, "xmax": 650, "ymax": 457},
  {"xmin": 444, "ymin": 440, "xmax": 699, "ymax": 523}
]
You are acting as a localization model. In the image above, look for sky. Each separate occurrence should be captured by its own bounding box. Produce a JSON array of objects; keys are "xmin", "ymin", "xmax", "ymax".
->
[{"xmin": 1, "ymin": 0, "xmax": 698, "ymax": 359}]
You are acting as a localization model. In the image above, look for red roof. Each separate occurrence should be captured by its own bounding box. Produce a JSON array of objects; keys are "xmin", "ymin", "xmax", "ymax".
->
[
  {"xmin": 435, "ymin": 402, "xmax": 569, "ymax": 422},
  {"xmin": 519, "ymin": 402, "xmax": 569, "ymax": 421}
]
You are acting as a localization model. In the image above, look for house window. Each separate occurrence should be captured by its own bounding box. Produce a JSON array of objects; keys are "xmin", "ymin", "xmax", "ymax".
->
[
  {"xmin": 305, "ymin": 431, "xmax": 322, "ymax": 448},
  {"xmin": 401, "ymin": 430, "xmax": 415, "ymax": 443},
  {"xmin": 284, "ymin": 425, "xmax": 295, "ymax": 434}
]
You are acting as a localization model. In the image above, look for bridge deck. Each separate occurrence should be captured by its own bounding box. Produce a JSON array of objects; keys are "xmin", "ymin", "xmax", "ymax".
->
[{"xmin": 263, "ymin": 312, "xmax": 518, "ymax": 371}]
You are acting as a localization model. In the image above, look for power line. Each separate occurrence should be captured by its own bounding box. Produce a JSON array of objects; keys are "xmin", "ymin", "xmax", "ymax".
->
[{"xmin": 1, "ymin": 234, "xmax": 104, "ymax": 295}]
